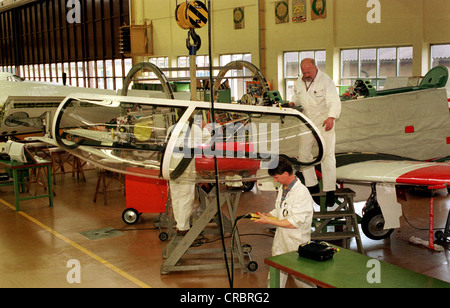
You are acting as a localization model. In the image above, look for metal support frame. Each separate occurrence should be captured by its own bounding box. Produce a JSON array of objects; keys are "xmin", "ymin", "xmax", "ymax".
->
[{"xmin": 160, "ymin": 185, "xmax": 251, "ymax": 274}]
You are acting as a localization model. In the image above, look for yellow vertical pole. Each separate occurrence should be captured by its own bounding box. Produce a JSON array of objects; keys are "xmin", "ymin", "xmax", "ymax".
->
[{"xmin": 190, "ymin": 54, "xmax": 197, "ymax": 101}]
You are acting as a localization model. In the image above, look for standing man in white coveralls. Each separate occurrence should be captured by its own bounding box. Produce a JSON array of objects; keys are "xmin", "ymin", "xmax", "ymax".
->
[
  {"xmin": 168, "ymin": 118, "xmax": 208, "ymax": 236},
  {"xmin": 290, "ymin": 58, "xmax": 341, "ymax": 207},
  {"xmin": 254, "ymin": 158, "xmax": 315, "ymax": 288},
  {"xmin": 168, "ymin": 123, "xmax": 197, "ymax": 236}
]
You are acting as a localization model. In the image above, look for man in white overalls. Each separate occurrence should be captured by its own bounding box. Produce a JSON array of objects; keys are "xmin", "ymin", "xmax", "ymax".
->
[
  {"xmin": 168, "ymin": 118, "xmax": 209, "ymax": 235},
  {"xmin": 290, "ymin": 58, "xmax": 341, "ymax": 207}
]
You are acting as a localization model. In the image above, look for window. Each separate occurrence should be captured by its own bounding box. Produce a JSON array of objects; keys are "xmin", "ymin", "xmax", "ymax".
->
[
  {"xmin": 0, "ymin": 66, "xmax": 14, "ymax": 76},
  {"xmin": 176, "ymin": 55, "xmax": 210, "ymax": 79},
  {"xmin": 0, "ymin": 66, "xmax": 16, "ymax": 75},
  {"xmin": 97, "ymin": 60, "xmax": 105, "ymax": 89},
  {"xmin": 44, "ymin": 64, "xmax": 50, "ymax": 81},
  {"xmin": 284, "ymin": 50, "xmax": 326, "ymax": 101},
  {"xmin": 87, "ymin": 61, "xmax": 96, "ymax": 88},
  {"xmin": 145, "ymin": 57, "xmax": 169, "ymax": 83},
  {"xmin": 177, "ymin": 56, "xmax": 189, "ymax": 79},
  {"xmin": 219, "ymin": 53, "xmax": 252, "ymax": 102},
  {"xmin": 196, "ymin": 55, "xmax": 210, "ymax": 78},
  {"xmin": 77, "ymin": 62, "xmax": 86, "ymax": 87},
  {"xmin": 431, "ymin": 44, "xmax": 450, "ymax": 71},
  {"xmin": 70, "ymin": 62, "xmax": 77, "ymax": 87},
  {"xmin": 149, "ymin": 57, "xmax": 169, "ymax": 69},
  {"xmin": 341, "ymin": 46, "xmax": 413, "ymax": 90},
  {"xmin": 37, "ymin": 64, "xmax": 43, "ymax": 80},
  {"xmin": 51, "ymin": 64, "xmax": 57, "ymax": 83},
  {"xmin": 16, "ymin": 58, "xmax": 131, "ymax": 90}
]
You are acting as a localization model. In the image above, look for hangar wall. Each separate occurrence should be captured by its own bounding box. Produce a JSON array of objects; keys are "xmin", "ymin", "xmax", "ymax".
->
[
  {"xmin": 132, "ymin": 0, "xmax": 450, "ymax": 96},
  {"xmin": 0, "ymin": 0, "xmax": 130, "ymax": 89}
]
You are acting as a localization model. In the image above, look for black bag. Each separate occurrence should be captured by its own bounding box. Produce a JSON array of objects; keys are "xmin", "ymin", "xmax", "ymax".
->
[{"xmin": 298, "ymin": 241, "xmax": 336, "ymax": 261}]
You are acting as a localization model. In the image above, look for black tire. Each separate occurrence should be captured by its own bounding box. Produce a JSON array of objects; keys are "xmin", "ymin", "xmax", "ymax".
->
[
  {"xmin": 247, "ymin": 261, "xmax": 258, "ymax": 272},
  {"xmin": 361, "ymin": 207, "xmax": 394, "ymax": 240},
  {"xmin": 122, "ymin": 208, "xmax": 140, "ymax": 225},
  {"xmin": 159, "ymin": 232, "xmax": 169, "ymax": 241}
]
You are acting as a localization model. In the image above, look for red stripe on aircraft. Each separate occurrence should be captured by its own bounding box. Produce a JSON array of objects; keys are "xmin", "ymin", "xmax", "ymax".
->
[
  {"xmin": 396, "ymin": 165, "xmax": 450, "ymax": 186},
  {"xmin": 195, "ymin": 157, "xmax": 260, "ymax": 173}
]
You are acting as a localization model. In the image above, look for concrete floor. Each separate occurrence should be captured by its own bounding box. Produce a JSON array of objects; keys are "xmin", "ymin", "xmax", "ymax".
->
[{"xmin": 0, "ymin": 168, "xmax": 448, "ymax": 288}]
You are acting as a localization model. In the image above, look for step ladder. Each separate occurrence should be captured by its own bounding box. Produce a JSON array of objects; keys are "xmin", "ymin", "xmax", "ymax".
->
[{"xmin": 311, "ymin": 188, "xmax": 364, "ymax": 254}]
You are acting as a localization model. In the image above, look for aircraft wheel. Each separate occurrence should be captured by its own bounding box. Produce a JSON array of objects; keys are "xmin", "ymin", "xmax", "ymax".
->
[
  {"xmin": 122, "ymin": 208, "xmax": 140, "ymax": 225},
  {"xmin": 361, "ymin": 207, "xmax": 394, "ymax": 240}
]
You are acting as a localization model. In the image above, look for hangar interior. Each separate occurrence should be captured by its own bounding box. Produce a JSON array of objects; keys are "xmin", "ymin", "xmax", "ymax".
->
[{"xmin": 0, "ymin": 0, "xmax": 449, "ymax": 288}]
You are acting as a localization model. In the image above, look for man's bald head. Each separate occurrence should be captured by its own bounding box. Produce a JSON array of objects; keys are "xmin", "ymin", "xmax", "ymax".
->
[{"xmin": 301, "ymin": 58, "xmax": 318, "ymax": 82}]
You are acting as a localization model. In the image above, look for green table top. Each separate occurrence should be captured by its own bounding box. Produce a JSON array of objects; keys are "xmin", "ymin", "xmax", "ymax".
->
[
  {"xmin": 265, "ymin": 247, "xmax": 450, "ymax": 288},
  {"xmin": 0, "ymin": 158, "xmax": 51, "ymax": 168}
]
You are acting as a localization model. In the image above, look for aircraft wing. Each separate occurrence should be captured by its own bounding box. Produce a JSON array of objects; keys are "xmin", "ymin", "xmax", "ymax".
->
[
  {"xmin": 336, "ymin": 155, "xmax": 450, "ymax": 235},
  {"xmin": 337, "ymin": 159, "xmax": 450, "ymax": 188}
]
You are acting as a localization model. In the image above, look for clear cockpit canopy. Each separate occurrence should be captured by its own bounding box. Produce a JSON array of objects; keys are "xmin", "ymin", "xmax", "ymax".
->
[{"xmin": 52, "ymin": 94, "xmax": 324, "ymax": 183}]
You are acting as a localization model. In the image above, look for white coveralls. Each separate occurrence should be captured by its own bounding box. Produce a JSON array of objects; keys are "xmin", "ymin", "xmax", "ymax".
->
[
  {"xmin": 168, "ymin": 122, "xmax": 206, "ymax": 232},
  {"xmin": 291, "ymin": 70, "xmax": 341, "ymax": 192},
  {"xmin": 169, "ymin": 177, "xmax": 195, "ymax": 231},
  {"xmin": 268, "ymin": 178, "xmax": 315, "ymax": 287}
]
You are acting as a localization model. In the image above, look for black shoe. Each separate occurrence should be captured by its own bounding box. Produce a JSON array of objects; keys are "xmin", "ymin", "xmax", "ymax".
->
[
  {"xmin": 176, "ymin": 230, "xmax": 189, "ymax": 236},
  {"xmin": 307, "ymin": 184, "xmax": 320, "ymax": 194},
  {"xmin": 325, "ymin": 191, "xmax": 335, "ymax": 207},
  {"xmin": 308, "ymin": 184, "xmax": 321, "ymax": 204}
]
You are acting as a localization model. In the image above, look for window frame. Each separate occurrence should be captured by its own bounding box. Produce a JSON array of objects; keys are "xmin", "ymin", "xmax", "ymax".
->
[
  {"xmin": 10, "ymin": 58, "xmax": 132, "ymax": 91},
  {"xmin": 430, "ymin": 43, "xmax": 450, "ymax": 71},
  {"xmin": 340, "ymin": 46, "xmax": 413, "ymax": 90},
  {"xmin": 283, "ymin": 50, "xmax": 326, "ymax": 102},
  {"xmin": 219, "ymin": 53, "xmax": 252, "ymax": 102},
  {"xmin": 176, "ymin": 55, "xmax": 210, "ymax": 79}
]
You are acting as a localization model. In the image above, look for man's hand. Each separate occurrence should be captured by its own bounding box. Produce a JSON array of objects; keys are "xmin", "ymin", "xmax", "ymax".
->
[
  {"xmin": 252, "ymin": 212, "xmax": 296, "ymax": 229},
  {"xmin": 252, "ymin": 212, "xmax": 274, "ymax": 225},
  {"xmin": 322, "ymin": 117, "xmax": 335, "ymax": 131}
]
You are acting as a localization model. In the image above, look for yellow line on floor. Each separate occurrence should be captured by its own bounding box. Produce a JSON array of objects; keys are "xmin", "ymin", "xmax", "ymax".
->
[{"xmin": 0, "ymin": 199, "xmax": 151, "ymax": 288}]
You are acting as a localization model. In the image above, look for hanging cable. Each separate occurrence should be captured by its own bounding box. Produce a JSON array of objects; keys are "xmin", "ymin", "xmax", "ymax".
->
[{"xmin": 207, "ymin": 0, "xmax": 233, "ymax": 289}]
